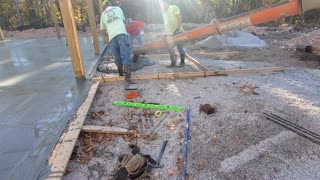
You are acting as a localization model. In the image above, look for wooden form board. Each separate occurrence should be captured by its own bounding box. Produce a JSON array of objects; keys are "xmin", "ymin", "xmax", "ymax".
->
[
  {"xmin": 98, "ymin": 0, "xmax": 109, "ymax": 43},
  {"xmin": 86, "ymin": 0, "xmax": 100, "ymax": 55},
  {"xmin": 198, "ymin": 51, "xmax": 242, "ymax": 57},
  {"xmin": 93, "ymin": 67, "xmax": 285, "ymax": 83},
  {"xmin": 58, "ymin": 0, "xmax": 85, "ymax": 79},
  {"xmin": 0, "ymin": 26, "xmax": 4, "ymax": 41},
  {"xmin": 82, "ymin": 125, "xmax": 136, "ymax": 135},
  {"xmin": 49, "ymin": 0, "xmax": 61, "ymax": 39},
  {"xmin": 185, "ymin": 54, "xmax": 210, "ymax": 71},
  {"xmin": 46, "ymin": 82, "xmax": 99, "ymax": 180}
]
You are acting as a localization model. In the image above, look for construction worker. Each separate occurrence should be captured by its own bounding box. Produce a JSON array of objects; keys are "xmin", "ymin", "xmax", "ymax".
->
[
  {"xmin": 160, "ymin": 0, "xmax": 185, "ymax": 67},
  {"xmin": 126, "ymin": 18, "xmax": 145, "ymax": 47},
  {"xmin": 100, "ymin": 0, "xmax": 134, "ymax": 84}
]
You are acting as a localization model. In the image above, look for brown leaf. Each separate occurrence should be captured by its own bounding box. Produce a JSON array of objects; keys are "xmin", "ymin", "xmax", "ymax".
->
[
  {"xmin": 168, "ymin": 169, "xmax": 178, "ymax": 175},
  {"xmin": 176, "ymin": 158, "xmax": 183, "ymax": 173},
  {"xmin": 143, "ymin": 133, "xmax": 159, "ymax": 141},
  {"xmin": 199, "ymin": 160, "xmax": 205, "ymax": 169},
  {"xmin": 179, "ymin": 131, "xmax": 185, "ymax": 139}
]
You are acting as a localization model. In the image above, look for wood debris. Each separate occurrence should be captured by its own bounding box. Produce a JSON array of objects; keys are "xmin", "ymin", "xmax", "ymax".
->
[{"xmin": 88, "ymin": 110, "xmax": 105, "ymax": 121}]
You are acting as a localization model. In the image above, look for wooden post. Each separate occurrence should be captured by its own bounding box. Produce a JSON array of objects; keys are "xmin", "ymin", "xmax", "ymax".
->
[
  {"xmin": 87, "ymin": 0, "xmax": 100, "ymax": 55},
  {"xmin": 98, "ymin": 0, "xmax": 109, "ymax": 43},
  {"xmin": 58, "ymin": 0, "xmax": 85, "ymax": 79},
  {"xmin": 50, "ymin": 0, "xmax": 61, "ymax": 39},
  {"xmin": 0, "ymin": 26, "xmax": 4, "ymax": 41}
]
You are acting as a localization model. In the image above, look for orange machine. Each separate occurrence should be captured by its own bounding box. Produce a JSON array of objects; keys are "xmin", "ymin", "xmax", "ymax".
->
[{"xmin": 133, "ymin": 0, "xmax": 320, "ymax": 55}]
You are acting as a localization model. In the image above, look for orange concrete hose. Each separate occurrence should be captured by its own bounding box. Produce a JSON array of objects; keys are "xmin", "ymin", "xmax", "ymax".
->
[{"xmin": 134, "ymin": 0, "xmax": 303, "ymax": 54}]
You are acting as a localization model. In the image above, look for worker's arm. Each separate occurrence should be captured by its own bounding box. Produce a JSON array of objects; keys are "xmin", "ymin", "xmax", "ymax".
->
[
  {"xmin": 100, "ymin": 14, "xmax": 109, "ymax": 43},
  {"xmin": 176, "ymin": 14, "xmax": 182, "ymax": 29}
]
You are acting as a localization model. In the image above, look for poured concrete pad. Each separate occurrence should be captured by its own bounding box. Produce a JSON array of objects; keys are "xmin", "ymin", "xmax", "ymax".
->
[{"xmin": 0, "ymin": 37, "xmax": 103, "ymax": 180}]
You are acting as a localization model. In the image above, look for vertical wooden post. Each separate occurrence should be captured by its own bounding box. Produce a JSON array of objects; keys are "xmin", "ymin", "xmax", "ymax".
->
[
  {"xmin": 86, "ymin": 0, "xmax": 100, "ymax": 55},
  {"xmin": 0, "ymin": 26, "xmax": 4, "ymax": 41},
  {"xmin": 50, "ymin": 0, "xmax": 61, "ymax": 39},
  {"xmin": 98, "ymin": 0, "xmax": 109, "ymax": 43},
  {"xmin": 58, "ymin": 0, "xmax": 85, "ymax": 79},
  {"xmin": 98, "ymin": 0, "xmax": 104, "ymax": 14}
]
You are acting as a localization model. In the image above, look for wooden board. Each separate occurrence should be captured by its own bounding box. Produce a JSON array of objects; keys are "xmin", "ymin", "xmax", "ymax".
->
[
  {"xmin": 0, "ymin": 26, "xmax": 4, "ymax": 41},
  {"xmin": 49, "ymin": 0, "xmax": 61, "ymax": 39},
  {"xmin": 86, "ymin": 0, "xmax": 100, "ymax": 55},
  {"xmin": 82, "ymin": 125, "xmax": 136, "ymax": 135},
  {"xmin": 196, "ymin": 51, "xmax": 242, "ymax": 57},
  {"xmin": 185, "ymin": 54, "xmax": 210, "ymax": 71},
  {"xmin": 98, "ymin": 0, "xmax": 109, "ymax": 43},
  {"xmin": 46, "ymin": 82, "xmax": 100, "ymax": 180},
  {"xmin": 93, "ymin": 67, "xmax": 285, "ymax": 83},
  {"xmin": 58, "ymin": 0, "xmax": 85, "ymax": 79}
]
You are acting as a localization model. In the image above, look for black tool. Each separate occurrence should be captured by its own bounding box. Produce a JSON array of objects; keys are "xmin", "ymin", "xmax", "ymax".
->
[{"xmin": 157, "ymin": 140, "xmax": 168, "ymax": 165}]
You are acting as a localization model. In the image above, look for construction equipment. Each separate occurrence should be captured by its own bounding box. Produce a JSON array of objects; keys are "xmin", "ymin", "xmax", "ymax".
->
[
  {"xmin": 112, "ymin": 101, "xmax": 183, "ymax": 111},
  {"xmin": 113, "ymin": 144, "xmax": 163, "ymax": 180},
  {"xmin": 133, "ymin": 0, "xmax": 320, "ymax": 58},
  {"xmin": 264, "ymin": 112, "xmax": 320, "ymax": 145},
  {"xmin": 156, "ymin": 140, "xmax": 168, "ymax": 165},
  {"xmin": 154, "ymin": 111, "xmax": 163, "ymax": 118},
  {"xmin": 182, "ymin": 107, "xmax": 191, "ymax": 179}
]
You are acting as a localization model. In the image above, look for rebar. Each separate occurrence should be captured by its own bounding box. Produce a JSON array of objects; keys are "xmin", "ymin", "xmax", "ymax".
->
[{"xmin": 264, "ymin": 112, "xmax": 320, "ymax": 145}]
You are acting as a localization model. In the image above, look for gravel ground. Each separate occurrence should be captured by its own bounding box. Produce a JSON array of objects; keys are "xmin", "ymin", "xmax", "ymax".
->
[
  {"xmin": 63, "ymin": 25, "xmax": 320, "ymax": 180},
  {"xmin": 64, "ymin": 66, "xmax": 320, "ymax": 179}
]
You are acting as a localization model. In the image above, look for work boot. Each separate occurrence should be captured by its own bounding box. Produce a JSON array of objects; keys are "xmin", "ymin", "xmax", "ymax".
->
[
  {"xmin": 124, "ymin": 65, "xmax": 135, "ymax": 84},
  {"xmin": 167, "ymin": 53, "xmax": 177, "ymax": 67},
  {"xmin": 179, "ymin": 53, "xmax": 186, "ymax": 66},
  {"xmin": 133, "ymin": 54, "xmax": 139, "ymax": 62},
  {"xmin": 117, "ymin": 64, "xmax": 124, "ymax": 76}
]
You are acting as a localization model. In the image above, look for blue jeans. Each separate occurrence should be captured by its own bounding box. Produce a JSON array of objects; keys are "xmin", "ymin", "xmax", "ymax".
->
[
  {"xmin": 168, "ymin": 43, "xmax": 185, "ymax": 56},
  {"xmin": 129, "ymin": 32, "xmax": 144, "ymax": 46},
  {"xmin": 110, "ymin": 34, "xmax": 132, "ymax": 65}
]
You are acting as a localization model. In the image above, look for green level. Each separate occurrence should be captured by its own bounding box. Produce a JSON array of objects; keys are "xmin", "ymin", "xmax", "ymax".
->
[{"xmin": 112, "ymin": 101, "xmax": 183, "ymax": 111}]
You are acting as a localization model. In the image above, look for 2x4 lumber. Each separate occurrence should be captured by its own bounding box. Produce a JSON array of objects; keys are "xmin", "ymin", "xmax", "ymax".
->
[
  {"xmin": 58, "ymin": 0, "xmax": 85, "ymax": 79},
  {"xmin": 49, "ymin": 0, "xmax": 61, "ymax": 39},
  {"xmin": 185, "ymin": 54, "xmax": 210, "ymax": 71},
  {"xmin": 86, "ymin": 0, "xmax": 100, "ymax": 55},
  {"xmin": 198, "ymin": 51, "xmax": 242, "ymax": 57},
  {"xmin": 98, "ymin": 0, "xmax": 109, "ymax": 43},
  {"xmin": 82, "ymin": 125, "xmax": 136, "ymax": 135},
  {"xmin": 46, "ymin": 82, "xmax": 100, "ymax": 180},
  {"xmin": 0, "ymin": 26, "xmax": 4, "ymax": 41},
  {"xmin": 92, "ymin": 67, "xmax": 285, "ymax": 83}
]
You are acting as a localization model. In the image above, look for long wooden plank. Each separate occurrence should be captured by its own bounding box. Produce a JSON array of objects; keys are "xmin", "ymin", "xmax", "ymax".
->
[
  {"xmin": 98, "ymin": 0, "xmax": 109, "ymax": 43},
  {"xmin": 82, "ymin": 125, "xmax": 136, "ymax": 135},
  {"xmin": 198, "ymin": 51, "xmax": 242, "ymax": 57},
  {"xmin": 0, "ymin": 26, "xmax": 4, "ymax": 41},
  {"xmin": 49, "ymin": 0, "xmax": 61, "ymax": 39},
  {"xmin": 185, "ymin": 54, "xmax": 210, "ymax": 71},
  {"xmin": 86, "ymin": 0, "xmax": 100, "ymax": 55},
  {"xmin": 58, "ymin": 0, "xmax": 85, "ymax": 79},
  {"xmin": 92, "ymin": 67, "xmax": 285, "ymax": 83},
  {"xmin": 46, "ymin": 82, "xmax": 100, "ymax": 180}
]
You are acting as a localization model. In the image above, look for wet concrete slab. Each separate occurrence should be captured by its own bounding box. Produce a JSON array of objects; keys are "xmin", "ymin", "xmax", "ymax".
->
[{"xmin": 0, "ymin": 36, "xmax": 104, "ymax": 180}]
